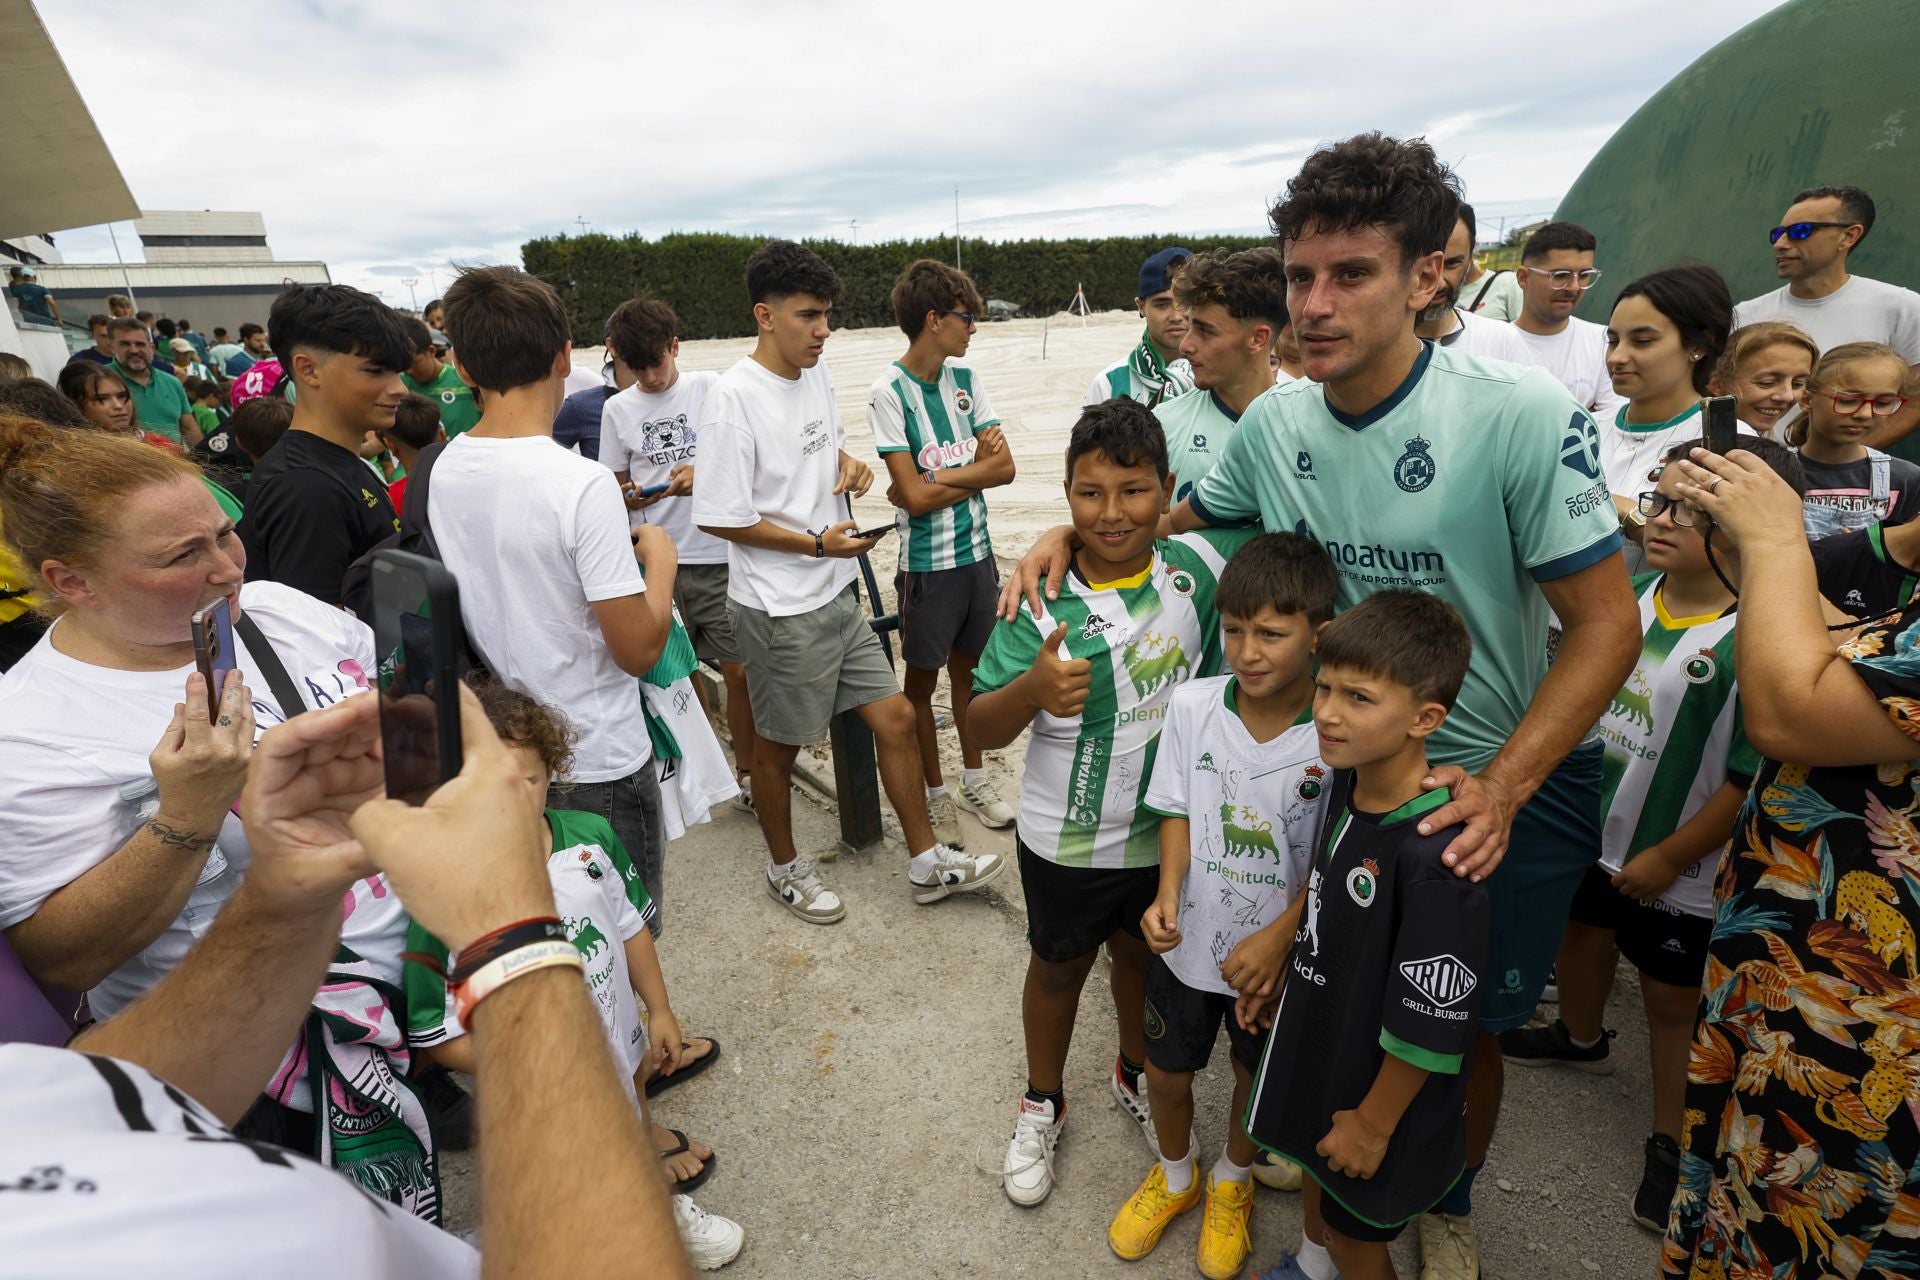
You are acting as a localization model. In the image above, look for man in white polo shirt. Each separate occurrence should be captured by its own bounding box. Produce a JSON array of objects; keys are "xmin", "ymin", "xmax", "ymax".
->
[{"xmin": 695, "ymin": 240, "xmax": 1002, "ymax": 925}]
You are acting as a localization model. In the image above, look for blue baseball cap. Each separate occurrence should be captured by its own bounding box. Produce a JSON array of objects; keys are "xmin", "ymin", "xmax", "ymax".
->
[{"xmin": 1138, "ymin": 246, "xmax": 1193, "ymax": 299}]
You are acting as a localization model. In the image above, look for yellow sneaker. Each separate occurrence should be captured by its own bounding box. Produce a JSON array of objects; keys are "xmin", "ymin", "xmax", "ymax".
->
[
  {"xmin": 1108, "ymin": 1162, "xmax": 1202, "ymax": 1260},
  {"xmin": 1197, "ymin": 1174, "xmax": 1255, "ymax": 1278}
]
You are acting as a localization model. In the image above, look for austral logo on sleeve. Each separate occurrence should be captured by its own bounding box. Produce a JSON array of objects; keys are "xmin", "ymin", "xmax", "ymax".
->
[{"xmin": 1399, "ymin": 954, "xmax": 1477, "ymax": 1009}]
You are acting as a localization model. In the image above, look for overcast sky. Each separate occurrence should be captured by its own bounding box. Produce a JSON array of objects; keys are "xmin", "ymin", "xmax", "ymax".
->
[{"xmin": 41, "ymin": 0, "xmax": 1785, "ymax": 306}]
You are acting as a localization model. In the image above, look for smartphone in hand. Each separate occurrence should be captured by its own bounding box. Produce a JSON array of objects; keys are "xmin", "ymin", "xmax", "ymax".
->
[
  {"xmin": 371, "ymin": 550, "xmax": 466, "ymax": 805},
  {"xmin": 1704, "ymin": 395, "xmax": 1739, "ymax": 455},
  {"xmin": 634, "ymin": 482, "xmax": 670, "ymax": 498},
  {"xmin": 852, "ymin": 523, "xmax": 897, "ymax": 540},
  {"xmin": 191, "ymin": 597, "xmax": 237, "ymax": 694}
]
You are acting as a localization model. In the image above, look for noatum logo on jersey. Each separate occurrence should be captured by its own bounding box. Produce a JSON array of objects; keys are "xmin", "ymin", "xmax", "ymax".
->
[
  {"xmin": 1393, "ymin": 436, "xmax": 1435, "ymax": 493},
  {"xmin": 1399, "ymin": 953, "xmax": 1478, "ymax": 1008}
]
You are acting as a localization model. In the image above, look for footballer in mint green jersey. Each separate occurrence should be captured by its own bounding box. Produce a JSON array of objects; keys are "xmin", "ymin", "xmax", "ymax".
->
[
  {"xmin": 869, "ymin": 358, "xmax": 998, "ymax": 572},
  {"xmin": 1191, "ymin": 343, "xmax": 1621, "ymax": 772},
  {"xmin": 973, "ymin": 528, "xmax": 1256, "ymax": 869},
  {"xmin": 1155, "ymin": 388, "xmax": 1253, "ymax": 506}
]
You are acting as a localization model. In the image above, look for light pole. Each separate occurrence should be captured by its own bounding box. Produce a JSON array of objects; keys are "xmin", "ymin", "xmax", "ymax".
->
[
  {"xmin": 575, "ymin": 216, "xmax": 592, "ymax": 236},
  {"xmin": 402, "ymin": 277, "xmax": 419, "ymax": 311}
]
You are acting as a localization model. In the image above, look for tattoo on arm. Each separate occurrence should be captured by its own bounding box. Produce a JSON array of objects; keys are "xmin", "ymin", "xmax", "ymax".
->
[{"xmin": 146, "ymin": 821, "xmax": 217, "ymax": 853}]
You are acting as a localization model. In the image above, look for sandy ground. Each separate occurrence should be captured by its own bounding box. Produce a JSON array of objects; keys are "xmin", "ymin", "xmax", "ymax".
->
[{"xmin": 432, "ymin": 316, "xmax": 1659, "ymax": 1276}]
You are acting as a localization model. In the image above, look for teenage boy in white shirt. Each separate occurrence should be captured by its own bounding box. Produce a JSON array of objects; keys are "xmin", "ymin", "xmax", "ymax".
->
[
  {"xmin": 694, "ymin": 240, "xmax": 1003, "ymax": 924},
  {"xmin": 1511, "ymin": 221, "xmax": 1625, "ymax": 422},
  {"xmin": 600, "ymin": 296, "xmax": 758, "ymax": 804},
  {"xmin": 429, "ymin": 266, "xmax": 680, "ymax": 926}
]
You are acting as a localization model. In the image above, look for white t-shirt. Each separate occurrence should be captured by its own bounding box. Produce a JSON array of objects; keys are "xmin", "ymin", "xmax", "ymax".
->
[
  {"xmin": 0, "ymin": 1044, "xmax": 478, "ymax": 1279},
  {"xmin": 1142, "ymin": 676, "xmax": 1325, "ymax": 995},
  {"xmin": 429, "ymin": 434, "xmax": 651, "ymax": 784},
  {"xmin": 1459, "ymin": 268, "xmax": 1524, "ymax": 323},
  {"xmin": 1431, "ymin": 308, "xmax": 1531, "ymax": 366},
  {"xmin": 1510, "ymin": 316, "xmax": 1626, "ymax": 421},
  {"xmin": 1732, "ymin": 275, "xmax": 1920, "ymax": 363},
  {"xmin": 0, "ymin": 582, "xmax": 404, "ymax": 1020},
  {"xmin": 598, "ymin": 370, "xmax": 729, "ymax": 565},
  {"xmin": 691, "ymin": 357, "xmax": 857, "ymax": 617}
]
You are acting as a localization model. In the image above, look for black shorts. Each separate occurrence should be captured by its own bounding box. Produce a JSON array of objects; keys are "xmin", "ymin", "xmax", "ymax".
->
[
  {"xmin": 1567, "ymin": 863, "xmax": 1711, "ymax": 988},
  {"xmin": 1018, "ymin": 839, "xmax": 1157, "ymax": 964},
  {"xmin": 898, "ymin": 560, "xmax": 999, "ymax": 671},
  {"xmin": 1313, "ymin": 1179, "xmax": 1407, "ymax": 1244},
  {"xmin": 1144, "ymin": 955, "xmax": 1265, "ymax": 1074}
]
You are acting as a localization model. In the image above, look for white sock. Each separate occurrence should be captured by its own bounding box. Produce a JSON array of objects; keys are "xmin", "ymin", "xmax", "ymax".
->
[
  {"xmin": 908, "ymin": 846, "xmax": 941, "ymax": 878},
  {"xmin": 926, "ymin": 784, "xmax": 949, "ymax": 800},
  {"xmin": 1212, "ymin": 1153, "xmax": 1251, "ymax": 1185},
  {"xmin": 1160, "ymin": 1149, "xmax": 1195, "ymax": 1194},
  {"xmin": 1568, "ymin": 1027, "xmax": 1602, "ymax": 1049},
  {"xmin": 1296, "ymin": 1237, "xmax": 1336, "ymax": 1280},
  {"xmin": 767, "ymin": 860, "xmax": 792, "ymax": 882},
  {"xmin": 963, "ymin": 767, "xmax": 989, "ymax": 789}
]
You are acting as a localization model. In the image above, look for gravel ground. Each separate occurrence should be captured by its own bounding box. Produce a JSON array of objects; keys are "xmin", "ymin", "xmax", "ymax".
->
[{"xmin": 438, "ymin": 775, "xmax": 1664, "ymax": 1279}]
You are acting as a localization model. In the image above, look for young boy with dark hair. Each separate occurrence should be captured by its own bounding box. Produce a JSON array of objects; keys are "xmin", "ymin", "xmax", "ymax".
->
[
  {"xmin": 377, "ymin": 392, "xmax": 447, "ymax": 514},
  {"xmin": 400, "ymin": 314, "xmax": 479, "ymax": 438},
  {"xmin": 229, "ymin": 394, "xmax": 294, "ymax": 465},
  {"xmin": 970, "ymin": 399, "xmax": 1255, "ymax": 1206},
  {"xmin": 1501, "ymin": 436, "xmax": 1802, "ymax": 1234},
  {"xmin": 871, "ymin": 259, "xmax": 1019, "ymax": 845},
  {"xmin": 1243, "ymin": 589, "xmax": 1483, "ymax": 1280},
  {"xmin": 694, "ymin": 240, "xmax": 1001, "ymax": 923},
  {"xmin": 1113, "ymin": 533, "xmax": 1337, "ymax": 1277},
  {"xmin": 601, "ymin": 296, "xmax": 758, "ymax": 806},
  {"xmin": 430, "ymin": 265, "xmax": 682, "ymax": 928},
  {"xmin": 239, "ymin": 283, "xmax": 414, "ymax": 603}
]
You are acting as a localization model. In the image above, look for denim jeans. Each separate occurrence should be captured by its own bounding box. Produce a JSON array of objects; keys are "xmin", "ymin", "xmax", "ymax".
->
[{"xmin": 548, "ymin": 765, "xmax": 665, "ymax": 938}]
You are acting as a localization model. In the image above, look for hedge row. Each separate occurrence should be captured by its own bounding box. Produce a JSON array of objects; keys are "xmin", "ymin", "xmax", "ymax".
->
[{"xmin": 520, "ymin": 231, "xmax": 1275, "ymax": 342}]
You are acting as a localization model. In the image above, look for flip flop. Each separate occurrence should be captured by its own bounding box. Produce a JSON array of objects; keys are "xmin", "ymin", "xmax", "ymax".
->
[
  {"xmin": 645, "ymin": 1035, "xmax": 722, "ymax": 1098},
  {"xmin": 655, "ymin": 1127, "xmax": 717, "ymax": 1194}
]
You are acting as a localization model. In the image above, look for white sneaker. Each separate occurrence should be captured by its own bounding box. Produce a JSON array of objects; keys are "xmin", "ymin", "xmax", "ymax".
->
[
  {"xmin": 927, "ymin": 790, "xmax": 964, "ymax": 848},
  {"xmin": 1252, "ymin": 1149, "xmax": 1303, "ymax": 1191},
  {"xmin": 956, "ymin": 777, "xmax": 1016, "ymax": 829},
  {"xmin": 730, "ymin": 780, "xmax": 754, "ymax": 815},
  {"xmin": 1111, "ymin": 1060, "xmax": 1156, "ymax": 1155},
  {"xmin": 909, "ymin": 844, "xmax": 1005, "ymax": 904},
  {"xmin": 1417, "ymin": 1210, "xmax": 1480, "ymax": 1280},
  {"xmin": 673, "ymin": 1194, "xmax": 745, "ymax": 1270},
  {"xmin": 1003, "ymin": 1094, "xmax": 1065, "ymax": 1205},
  {"xmin": 766, "ymin": 857, "xmax": 845, "ymax": 924}
]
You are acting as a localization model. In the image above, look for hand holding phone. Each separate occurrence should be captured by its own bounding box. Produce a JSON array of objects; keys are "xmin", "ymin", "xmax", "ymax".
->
[
  {"xmin": 852, "ymin": 522, "xmax": 897, "ymax": 540},
  {"xmin": 634, "ymin": 482, "xmax": 670, "ymax": 498},
  {"xmin": 1704, "ymin": 395, "xmax": 1739, "ymax": 456},
  {"xmin": 819, "ymin": 519, "xmax": 890, "ymax": 558},
  {"xmin": 371, "ymin": 550, "xmax": 467, "ymax": 805},
  {"xmin": 192, "ymin": 597, "xmax": 237, "ymax": 693}
]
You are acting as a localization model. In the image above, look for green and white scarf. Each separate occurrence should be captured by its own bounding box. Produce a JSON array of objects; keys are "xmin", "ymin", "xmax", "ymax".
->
[{"xmin": 1123, "ymin": 327, "xmax": 1194, "ymax": 407}]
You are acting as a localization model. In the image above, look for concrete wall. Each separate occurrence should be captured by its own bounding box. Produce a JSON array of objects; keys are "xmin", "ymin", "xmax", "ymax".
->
[
  {"xmin": 43, "ymin": 285, "xmax": 291, "ymax": 335},
  {"xmin": 0, "ymin": 307, "xmax": 75, "ymax": 382}
]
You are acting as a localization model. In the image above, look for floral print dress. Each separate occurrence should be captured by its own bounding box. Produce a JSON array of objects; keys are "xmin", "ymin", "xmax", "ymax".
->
[{"xmin": 1663, "ymin": 609, "xmax": 1920, "ymax": 1279}]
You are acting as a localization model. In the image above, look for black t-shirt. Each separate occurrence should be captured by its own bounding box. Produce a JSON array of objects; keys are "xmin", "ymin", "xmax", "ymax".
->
[
  {"xmin": 1245, "ymin": 770, "xmax": 1489, "ymax": 1230},
  {"xmin": 1811, "ymin": 521, "xmax": 1920, "ymax": 621},
  {"xmin": 238, "ymin": 430, "xmax": 398, "ymax": 606},
  {"xmin": 1799, "ymin": 452, "xmax": 1920, "ymax": 533}
]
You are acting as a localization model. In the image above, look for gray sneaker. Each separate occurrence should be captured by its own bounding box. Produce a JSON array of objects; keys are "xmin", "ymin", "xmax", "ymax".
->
[
  {"xmin": 766, "ymin": 857, "xmax": 845, "ymax": 924},
  {"xmin": 956, "ymin": 777, "xmax": 1016, "ymax": 829},
  {"xmin": 909, "ymin": 845, "xmax": 1005, "ymax": 904},
  {"xmin": 927, "ymin": 791, "xmax": 964, "ymax": 849}
]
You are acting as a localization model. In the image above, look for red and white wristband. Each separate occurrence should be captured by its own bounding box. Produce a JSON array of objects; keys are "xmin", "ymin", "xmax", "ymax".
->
[{"xmin": 451, "ymin": 939, "xmax": 583, "ymax": 1023}]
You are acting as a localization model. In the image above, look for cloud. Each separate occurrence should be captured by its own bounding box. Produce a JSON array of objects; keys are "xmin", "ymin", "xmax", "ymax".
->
[{"xmin": 37, "ymin": 0, "xmax": 1788, "ymax": 298}]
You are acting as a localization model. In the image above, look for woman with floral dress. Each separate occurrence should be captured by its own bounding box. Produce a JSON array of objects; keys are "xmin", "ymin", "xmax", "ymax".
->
[{"xmin": 1663, "ymin": 445, "xmax": 1920, "ymax": 1279}]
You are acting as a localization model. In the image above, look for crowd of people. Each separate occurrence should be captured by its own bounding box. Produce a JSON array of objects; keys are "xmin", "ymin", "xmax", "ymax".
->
[{"xmin": 3, "ymin": 128, "xmax": 1920, "ymax": 1280}]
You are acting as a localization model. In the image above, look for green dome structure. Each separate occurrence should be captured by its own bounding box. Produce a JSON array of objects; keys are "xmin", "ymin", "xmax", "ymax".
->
[{"xmin": 1557, "ymin": 0, "xmax": 1920, "ymax": 320}]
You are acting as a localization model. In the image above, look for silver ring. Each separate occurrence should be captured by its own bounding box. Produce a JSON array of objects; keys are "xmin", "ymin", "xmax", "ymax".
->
[{"xmin": 1708, "ymin": 478, "xmax": 1725, "ymax": 494}]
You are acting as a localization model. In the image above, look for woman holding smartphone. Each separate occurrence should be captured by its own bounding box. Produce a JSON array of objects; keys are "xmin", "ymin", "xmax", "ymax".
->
[{"xmin": 0, "ymin": 414, "xmax": 441, "ymax": 1216}]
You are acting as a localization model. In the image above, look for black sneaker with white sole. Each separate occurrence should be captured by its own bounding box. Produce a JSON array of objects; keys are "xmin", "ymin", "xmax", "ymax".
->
[
  {"xmin": 1633, "ymin": 1133, "xmax": 1680, "ymax": 1231},
  {"xmin": 1497, "ymin": 1018, "xmax": 1616, "ymax": 1074}
]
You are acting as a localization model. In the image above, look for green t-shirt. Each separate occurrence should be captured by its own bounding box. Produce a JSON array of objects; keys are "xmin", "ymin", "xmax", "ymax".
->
[
  {"xmin": 1191, "ymin": 342, "xmax": 1622, "ymax": 772},
  {"xmin": 191, "ymin": 404, "xmax": 220, "ymax": 436},
  {"xmin": 402, "ymin": 363, "xmax": 480, "ymax": 438},
  {"xmin": 973, "ymin": 528, "xmax": 1256, "ymax": 869},
  {"xmin": 868, "ymin": 358, "xmax": 999, "ymax": 572},
  {"xmin": 1155, "ymin": 388, "xmax": 1255, "ymax": 506},
  {"xmin": 115, "ymin": 362, "xmax": 193, "ymax": 442},
  {"xmin": 202, "ymin": 477, "xmax": 243, "ymax": 520}
]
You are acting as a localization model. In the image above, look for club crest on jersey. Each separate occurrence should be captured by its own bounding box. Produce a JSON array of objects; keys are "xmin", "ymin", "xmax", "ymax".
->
[
  {"xmin": 1346, "ymin": 858, "xmax": 1379, "ymax": 906},
  {"xmin": 1081, "ymin": 614, "xmax": 1115, "ymax": 641},
  {"xmin": 1393, "ymin": 436, "xmax": 1435, "ymax": 493},
  {"xmin": 1297, "ymin": 765, "xmax": 1325, "ymax": 801},
  {"xmin": 1168, "ymin": 569, "xmax": 1196, "ymax": 597},
  {"xmin": 954, "ymin": 388, "xmax": 973, "ymax": 415},
  {"xmin": 1399, "ymin": 953, "xmax": 1478, "ymax": 1007},
  {"xmin": 1683, "ymin": 650, "xmax": 1717, "ymax": 684}
]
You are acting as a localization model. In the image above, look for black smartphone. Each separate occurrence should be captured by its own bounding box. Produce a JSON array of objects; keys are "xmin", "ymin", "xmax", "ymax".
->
[
  {"xmin": 853, "ymin": 523, "xmax": 897, "ymax": 540},
  {"xmin": 371, "ymin": 550, "xmax": 465, "ymax": 805},
  {"xmin": 1704, "ymin": 395, "xmax": 1739, "ymax": 455},
  {"xmin": 190, "ymin": 597, "xmax": 237, "ymax": 694}
]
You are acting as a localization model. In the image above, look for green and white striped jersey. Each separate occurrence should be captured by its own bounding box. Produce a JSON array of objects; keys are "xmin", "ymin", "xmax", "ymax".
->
[
  {"xmin": 869, "ymin": 359, "xmax": 998, "ymax": 572},
  {"xmin": 974, "ymin": 529, "xmax": 1256, "ymax": 869},
  {"xmin": 1595, "ymin": 574, "xmax": 1759, "ymax": 917},
  {"xmin": 1084, "ymin": 328, "xmax": 1195, "ymax": 409}
]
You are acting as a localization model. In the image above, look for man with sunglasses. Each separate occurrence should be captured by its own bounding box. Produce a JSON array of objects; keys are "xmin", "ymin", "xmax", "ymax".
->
[
  {"xmin": 1511, "ymin": 222, "xmax": 1624, "ymax": 422},
  {"xmin": 1733, "ymin": 185, "xmax": 1920, "ymax": 452},
  {"xmin": 870, "ymin": 259, "xmax": 1018, "ymax": 846}
]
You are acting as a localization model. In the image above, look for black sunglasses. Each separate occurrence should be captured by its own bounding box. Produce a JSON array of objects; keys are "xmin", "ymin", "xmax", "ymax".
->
[{"xmin": 938, "ymin": 309, "xmax": 977, "ymax": 326}]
